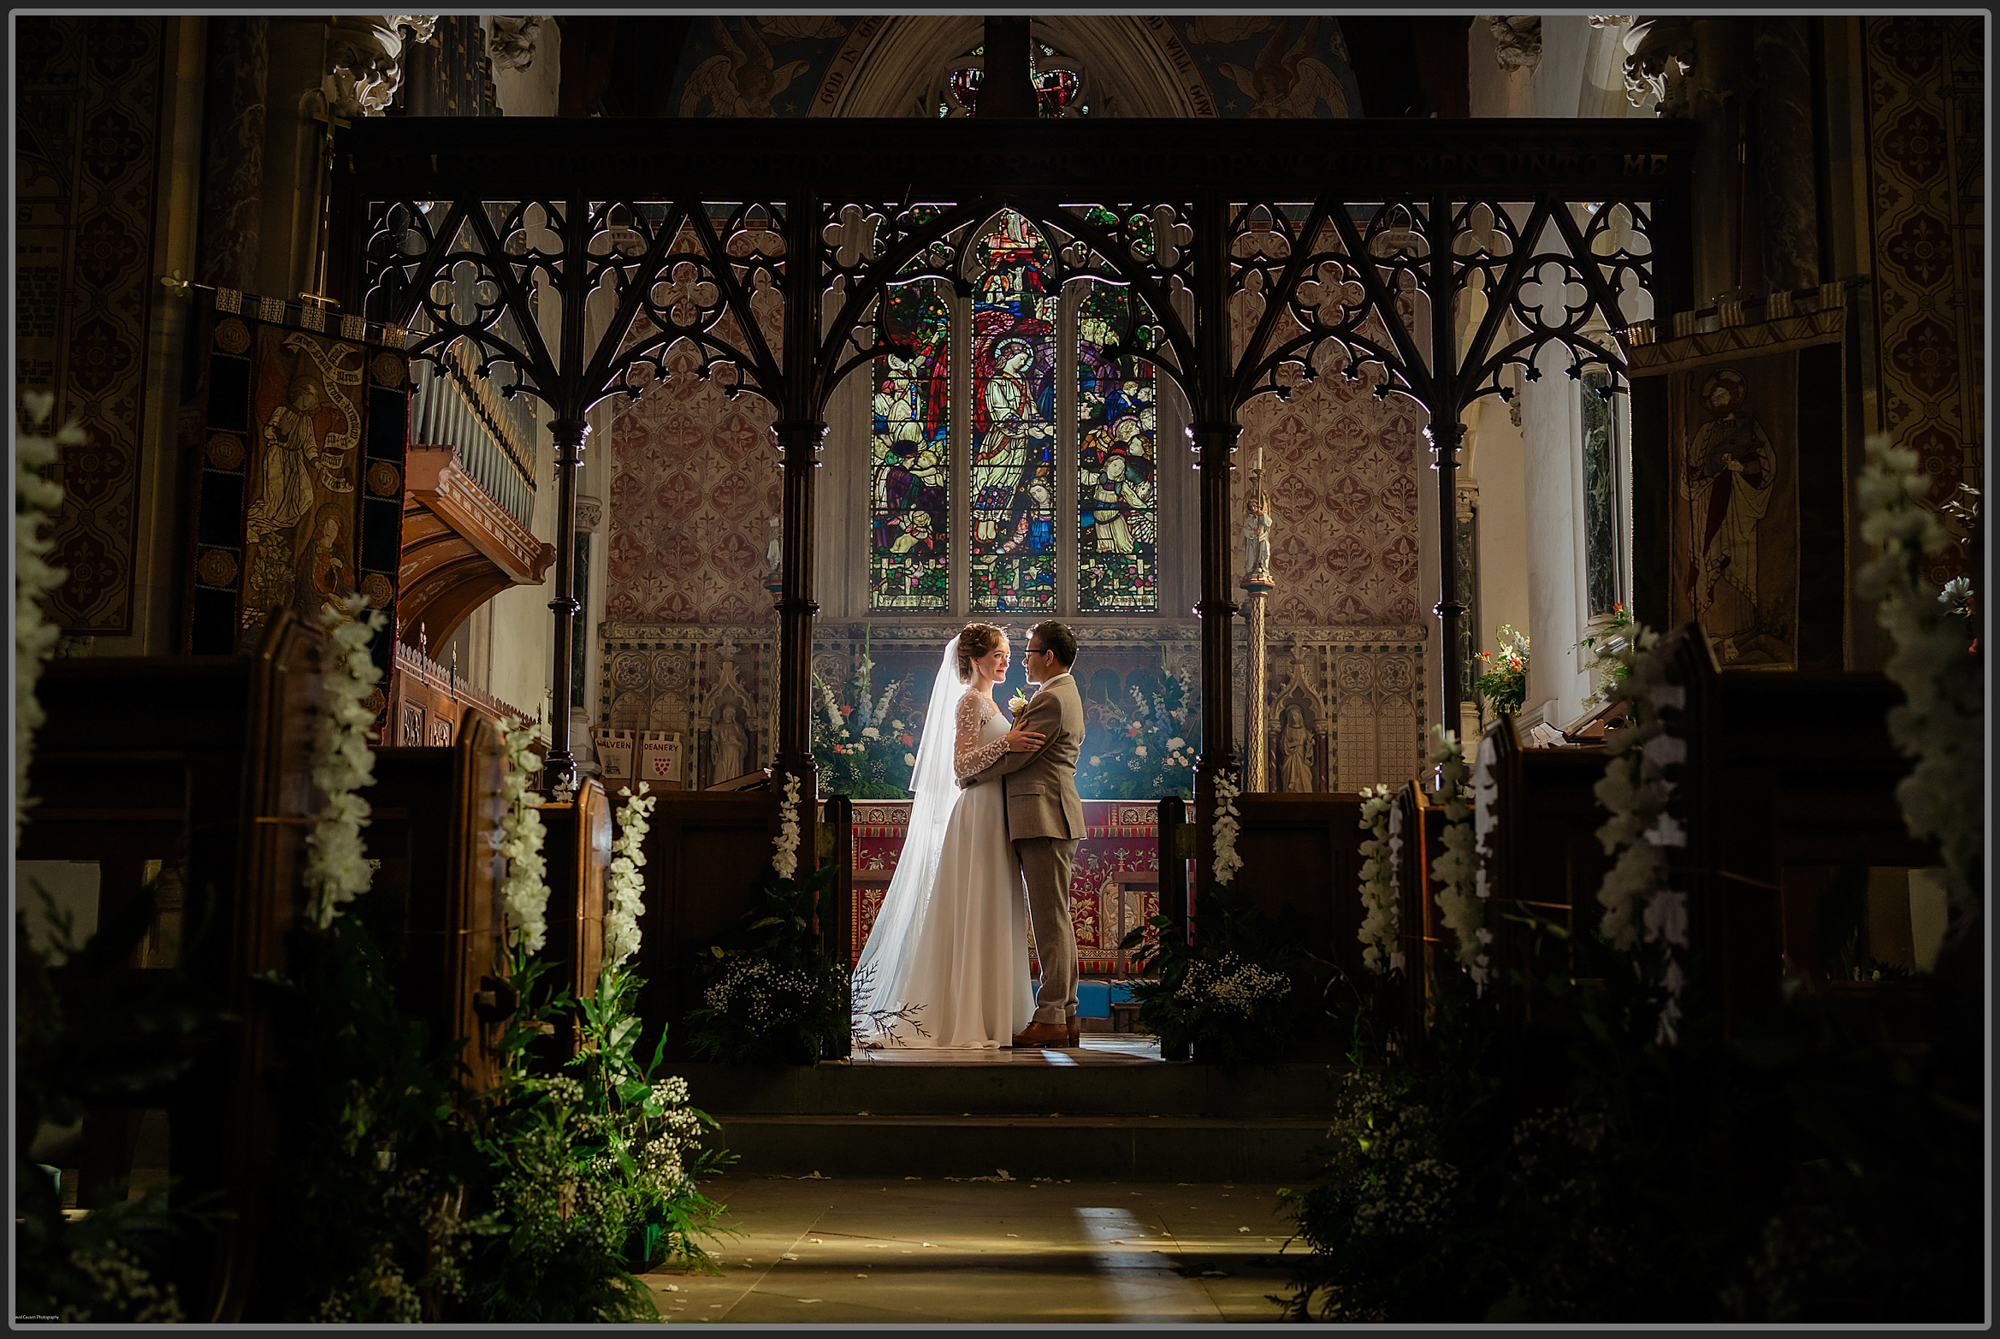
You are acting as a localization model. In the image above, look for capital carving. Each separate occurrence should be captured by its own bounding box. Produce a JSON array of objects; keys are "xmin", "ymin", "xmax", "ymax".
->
[
  {"xmin": 324, "ymin": 16, "xmax": 431, "ymax": 118},
  {"xmin": 1481, "ymin": 16, "xmax": 1543, "ymax": 72},
  {"xmin": 576, "ymin": 494, "xmax": 603, "ymax": 533},
  {"xmin": 1624, "ymin": 16, "xmax": 1696, "ymax": 114},
  {"xmin": 488, "ymin": 16, "xmax": 542, "ymax": 74}
]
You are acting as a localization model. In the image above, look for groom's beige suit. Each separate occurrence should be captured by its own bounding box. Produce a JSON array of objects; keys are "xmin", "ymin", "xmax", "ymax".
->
[{"xmin": 966, "ymin": 670, "xmax": 1084, "ymax": 1027}]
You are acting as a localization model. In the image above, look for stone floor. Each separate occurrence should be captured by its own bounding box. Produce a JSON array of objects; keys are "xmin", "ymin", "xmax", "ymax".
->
[{"xmin": 639, "ymin": 1174, "xmax": 1307, "ymax": 1324}]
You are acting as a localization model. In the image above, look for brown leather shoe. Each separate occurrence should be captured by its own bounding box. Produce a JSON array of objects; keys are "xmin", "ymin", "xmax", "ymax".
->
[
  {"xmin": 1010, "ymin": 1020, "xmax": 1072, "ymax": 1048},
  {"xmin": 1067, "ymin": 1014, "xmax": 1081, "ymax": 1047}
]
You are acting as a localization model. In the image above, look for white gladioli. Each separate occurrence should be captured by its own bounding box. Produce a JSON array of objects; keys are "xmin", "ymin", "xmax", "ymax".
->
[
  {"xmin": 1212, "ymin": 770, "xmax": 1245, "ymax": 885},
  {"xmin": 304, "ymin": 594, "xmax": 388, "ymax": 928},
  {"xmin": 1356, "ymin": 784, "xmax": 1403, "ymax": 973},
  {"xmin": 497, "ymin": 722, "xmax": 550, "ymax": 954},
  {"xmin": 1427, "ymin": 727, "xmax": 1488, "ymax": 989},
  {"xmin": 1589, "ymin": 621, "xmax": 1690, "ymax": 1043},
  {"xmin": 603, "ymin": 782, "xmax": 657, "ymax": 972},
  {"xmin": 1856, "ymin": 434, "xmax": 1982, "ymax": 913},
  {"xmin": 772, "ymin": 773, "xmax": 803, "ymax": 881},
  {"xmin": 15, "ymin": 395, "xmax": 78, "ymax": 847}
]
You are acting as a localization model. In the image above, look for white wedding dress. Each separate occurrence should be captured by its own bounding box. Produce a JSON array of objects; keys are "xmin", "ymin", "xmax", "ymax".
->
[{"xmin": 852, "ymin": 642, "xmax": 1035, "ymax": 1050}]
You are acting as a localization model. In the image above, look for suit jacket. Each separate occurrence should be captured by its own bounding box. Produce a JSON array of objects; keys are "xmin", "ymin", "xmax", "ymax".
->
[{"xmin": 971, "ymin": 672, "xmax": 1085, "ymax": 842}]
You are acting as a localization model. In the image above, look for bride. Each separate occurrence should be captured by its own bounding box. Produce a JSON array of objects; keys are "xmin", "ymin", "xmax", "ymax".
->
[{"xmin": 851, "ymin": 624, "xmax": 1045, "ymax": 1048}]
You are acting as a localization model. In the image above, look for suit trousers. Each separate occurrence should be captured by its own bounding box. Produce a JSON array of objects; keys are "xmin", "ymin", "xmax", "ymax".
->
[{"xmin": 1015, "ymin": 833, "xmax": 1081, "ymax": 1026}]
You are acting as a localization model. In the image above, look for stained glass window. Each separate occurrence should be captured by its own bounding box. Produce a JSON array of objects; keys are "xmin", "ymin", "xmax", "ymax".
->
[
  {"xmin": 1076, "ymin": 282, "xmax": 1159, "ymax": 612},
  {"xmin": 968, "ymin": 213, "xmax": 1059, "ymax": 613},
  {"xmin": 869, "ymin": 279, "xmax": 951, "ymax": 610},
  {"xmin": 1581, "ymin": 369, "xmax": 1619, "ymax": 617}
]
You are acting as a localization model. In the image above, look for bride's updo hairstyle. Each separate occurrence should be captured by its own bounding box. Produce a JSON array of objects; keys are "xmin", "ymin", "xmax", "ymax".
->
[{"xmin": 954, "ymin": 623, "xmax": 1007, "ymax": 684}]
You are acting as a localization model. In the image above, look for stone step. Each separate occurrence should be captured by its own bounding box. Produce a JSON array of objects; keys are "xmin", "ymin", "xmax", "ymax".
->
[
  {"xmin": 708, "ymin": 1113, "xmax": 1334, "ymax": 1183},
  {"xmin": 665, "ymin": 1060, "xmax": 1349, "ymax": 1118}
]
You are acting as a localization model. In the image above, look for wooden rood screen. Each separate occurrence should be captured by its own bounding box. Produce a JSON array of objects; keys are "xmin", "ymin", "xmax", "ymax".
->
[{"xmin": 330, "ymin": 115, "xmax": 1696, "ymax": 905}]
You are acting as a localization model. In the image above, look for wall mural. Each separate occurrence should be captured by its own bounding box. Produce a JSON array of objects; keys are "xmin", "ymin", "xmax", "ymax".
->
[
  {"xmin": 1863, "ymin": 15, "xmax": 1983, "ymax": 587},
  {"xmin": 14, "ymin": 15, "xmax": 168, "ymax": 634},
  {"xmin": 182, "ymin": 301, "xmax": 410, "ymax": 722},
  {"xmin": 664, "ymin": 15, "xmax": 1362, "ymax": 122}
]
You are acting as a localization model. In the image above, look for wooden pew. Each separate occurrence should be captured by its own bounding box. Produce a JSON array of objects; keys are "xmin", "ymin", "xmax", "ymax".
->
[
  {"xmin": 1670, "ymin": 628, "xmax": 1937, "ymax": 1027},
  {"xmin": 1221, "ymin": 792, "xmax": 1368, "ymax": 1062},
  {"xmin": 360, "ymin": 709, "xmax": 510, "ymax": 1090},
  {"xmin": 19, "ymin": 612, "xmax": 324, "ymax": 1322},
  {"xmin": 1389, "ymin": 781, "xmax": 1444, "ymax": 1037},
  {"xmin": 539, "ymin": 777, "xmax": 613, "ymax": 1057},
  {"xmin": 632, "ymin": 789, "xmax": 781, "ymax": 1060}
]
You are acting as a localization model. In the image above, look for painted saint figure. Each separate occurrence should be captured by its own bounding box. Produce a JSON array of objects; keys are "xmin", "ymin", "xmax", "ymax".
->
[{"xmin": 1681, "ymin": 369, "xmax": 1776, "ymax": 655}]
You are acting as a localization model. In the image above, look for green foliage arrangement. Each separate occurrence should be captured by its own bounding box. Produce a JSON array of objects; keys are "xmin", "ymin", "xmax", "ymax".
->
[
  {"xmin": 1473, "ymin": 624, "xmax": 1529, "ymax": 718},
  {"xmin": 811, "ymin": 632, "xmax": 914, "ymax": 799},
  {"xmin": 1278, "ymin": 917, "xmax": 1985, "ymax": 1323},
  {"xmin": 685, "ymin": 863, "xmax": 853, "ymax": 1064},
  {"xmin": 1117, "ymin": 882, "xmax": 1328, "ymax": 1069},
  {"xmin": 1076, "ymin": 660, "xmax": 1198, "ymax": 801},
  {"xmin": 260, "ymin": 910, "xmax": 730, "ymax": 1322},
  {"xmin": 1576, "ymin": 602, "xmax": 1632, "ymax": 709},
  {"xmin": 15, "ymin": 882, "xmax": 223, "ymax": 1323}
]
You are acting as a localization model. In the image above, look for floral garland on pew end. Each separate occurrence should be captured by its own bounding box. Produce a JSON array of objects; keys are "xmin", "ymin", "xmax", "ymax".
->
[
  {"xmin": 1427, "ymin": 726, "xmax": 1489, "ymax": 992},
  {"xmin": 1590, "ymin": 622, "xmax": 1691, "ymax": 1046},
  {"xmin": 15, "ymin": 394, "xmax": 76, "ymax": 847},
  {"xmin": 1212, "ymin": 769, "xmax": 1245, "ymax": 886},
  {"xmin": 1856, "ymin": 434, "xmax": 1983, "ymax": 915},
  {"xmin": 1356, "ymin": 784, "xmax": 1402, "ymax": 974},
  {"xmin": 304, "ymin": 593, "xmax": 389, "ymax": 928},
  {"xmin": 497, "ymin": 723, "xmax": 551, "ymax": 957},
  {"xmin": 771, "ymin": 772, "xmax": 803, "ymax": 882},
  {"xmin": 603, "ymin": 783, "xmax": 656, "ymax": 973}
]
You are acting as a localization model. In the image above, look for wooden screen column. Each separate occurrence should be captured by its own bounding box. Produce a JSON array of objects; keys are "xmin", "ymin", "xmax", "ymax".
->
[
  {"xmin": 1428, "ymin": 193, "xmax": 1466, "ymax": 739},
  {"xmin": 1190, "ymin": 190, "xmax": 1240, "ymax": 899},
  {"xmin": 773, "ymin": 193, "xmax": 825, "ymax": 845}
]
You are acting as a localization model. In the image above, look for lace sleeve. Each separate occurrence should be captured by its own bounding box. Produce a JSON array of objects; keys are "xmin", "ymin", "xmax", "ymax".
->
[{"xmin": 954, "ymin": 692, "xmax": 1009, "ymax": 782}]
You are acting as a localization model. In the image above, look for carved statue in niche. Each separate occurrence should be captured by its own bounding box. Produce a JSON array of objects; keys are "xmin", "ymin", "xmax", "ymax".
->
[
  {"xmin": 711, "ymin": 700, "xmax": 750, "ymax": 782},
  {"xmin": 1278, "ymin": 703, "xmax": 1317, "ymax": 793}
]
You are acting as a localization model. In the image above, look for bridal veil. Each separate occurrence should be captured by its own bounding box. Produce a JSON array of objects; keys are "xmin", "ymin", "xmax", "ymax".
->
[{"xmin": 851, "ymin": 634, "xmax": 966, "ymax": 1040}]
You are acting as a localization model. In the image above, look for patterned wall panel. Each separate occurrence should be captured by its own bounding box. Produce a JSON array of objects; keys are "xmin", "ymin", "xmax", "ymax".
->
[
  {"xmin": 15, "ymin": 16, "xmax": 168, "ymax": 633},
  {"xmin": 1863, "ymin": 16, "xmax": 1984, "ymax": 586},
  {"xmin": 603, "ymin": 346, "xmax": 781, "ymax": 627}
]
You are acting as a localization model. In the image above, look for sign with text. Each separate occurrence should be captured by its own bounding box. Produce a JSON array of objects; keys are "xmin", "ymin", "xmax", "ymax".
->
[
  {"xmin": 593, "ymin": 727, "xmax": 634, "ymax": 780},
  {"xmin": 638, "ymin": 731, "xmax": 683, "ymax": 787}
]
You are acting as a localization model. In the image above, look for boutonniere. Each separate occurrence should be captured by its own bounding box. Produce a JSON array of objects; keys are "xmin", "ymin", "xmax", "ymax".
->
[{"xmin": 1007, "ymin": 687, "xmax": 1029, "ymax": 714}]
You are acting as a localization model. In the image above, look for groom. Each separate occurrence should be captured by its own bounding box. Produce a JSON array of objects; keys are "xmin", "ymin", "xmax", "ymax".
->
[{"xmin": 965, "ymin": 620, "xmax": 1086, "ymax": 1048}]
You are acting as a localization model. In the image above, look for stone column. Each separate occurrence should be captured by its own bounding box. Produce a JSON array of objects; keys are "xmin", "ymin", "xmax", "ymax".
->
[
  {"xmin": 1239, "ymin": 461, "xmax": 1274, "ymax": 791},
  {"xmin": 196, "ymin": 17, "xmax": 269, "ymax": 291},
  {"xmin": 1754, "ymin": 17, "xmax": 1820, "ymax": 292}
]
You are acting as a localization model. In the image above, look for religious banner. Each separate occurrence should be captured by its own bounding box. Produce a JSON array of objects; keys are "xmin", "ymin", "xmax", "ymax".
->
[
  {"xmin": 183, "ymin": 296, "xmax": 410, "ymax": 710},
  {"xmin": 637, "ymin": 731, "xmax": 684, "ymax": 786},
  {"xmin": 593, "ymin": 727, "xmax": 635, "ymax": 780},
  {"xmin": 1627, "ymin": 290, "xmax": 1855, "ymax": 673},
  {"xmin": 15, "ymin": 15, "xmax": 169, "ymax": 634}
]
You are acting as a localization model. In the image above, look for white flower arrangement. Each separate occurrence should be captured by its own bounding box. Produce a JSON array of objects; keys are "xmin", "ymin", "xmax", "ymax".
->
[
  {"xmin": 1856, "ymin": 434, "xmax": 1983, "ymax": 912},
  {"xmin": 1175, "ymin": 952, "xmax": 1291, "ymax": 1017},
  {"xmin": 1589, "ymin": 622, "xmax": 1690, "ymax": 1045},
  {"xmin": 603, "ymin": 781, "xmax": 657, "ymax": 973},
  {"xmin": 497, "ymin": 722, "xmax": 551, "ymax": 955},
  {"xmin": 304, "ymin": 593, "xmax": 388, "ymax": 929},
  {"xmin": 772, "ymin": 772, "xmax": 803, "ymax": 881},
  {"xmin": 14, "ymin": 394, "xmax": 75, "ymax": 847},
  {"xmin": 1427, "ymin": 725, "xmax": 1489, "ymax": 990},
  {"xmin": 1356, "ymin": 783, "xmax": 1403, "ymax": 974},
  {"xmin": 1211, "ymin": 769, "xmax": 1245, "ymax": 885}
]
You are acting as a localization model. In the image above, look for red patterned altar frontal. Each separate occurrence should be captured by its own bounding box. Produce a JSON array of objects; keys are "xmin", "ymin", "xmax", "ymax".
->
[
  {"xmin": 846, "ymin": 800, "xmax": 1164, "ymax": 976},
  {"xmin": 16, "ymin": 16, "xmax": 169, "ymax": 633}
]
